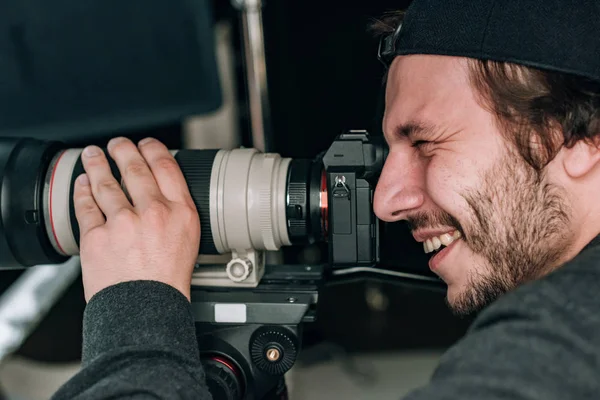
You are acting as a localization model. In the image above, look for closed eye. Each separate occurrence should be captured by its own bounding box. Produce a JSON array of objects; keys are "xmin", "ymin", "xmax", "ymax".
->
[
  {"xmin": 411, "ymin": 140, "xmax": 437, "ymax": 157},
  {"xmin": 411, "ymin": 140, "xmax": 429, "ymax": 148}
]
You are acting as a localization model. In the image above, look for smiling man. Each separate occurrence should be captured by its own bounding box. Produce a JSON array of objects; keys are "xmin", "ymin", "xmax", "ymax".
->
[
  {"xmin": 369, "ymin": 1, "xmax": 600, "ymax": 398},
  {"xmin": 374, "ymin": 53, "xmax": 586, "ymax": 316},
  {"xmin": 52, "ymin": 1, "xmax": 600, "ymax": 399},
  {"xmin": 374, "ymin": 3, "xmax": 600, "ymax": 318}
]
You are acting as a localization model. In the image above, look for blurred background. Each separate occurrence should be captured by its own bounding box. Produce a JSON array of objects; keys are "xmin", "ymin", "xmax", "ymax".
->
[{"xmin": 0, "ymin": 1, "xmax": 473, "ymax": 398}]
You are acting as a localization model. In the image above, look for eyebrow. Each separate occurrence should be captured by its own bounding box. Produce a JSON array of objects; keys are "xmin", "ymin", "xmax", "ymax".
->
[{"xmin": 392, "ymin": 121, "xmax": 439, "ymax": 140}]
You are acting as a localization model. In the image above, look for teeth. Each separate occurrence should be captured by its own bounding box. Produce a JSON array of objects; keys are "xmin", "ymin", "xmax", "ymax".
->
[
  {"xmin": 439, "ymin": 233, "xmax": 453, "ymax": 245},
  {"xmin": 424, "ymin": 239, "xmax": 433, "ymax": 253},
  {"xmin": 423, "ymin": 230, "xmax": 462, "ymax": 254}
]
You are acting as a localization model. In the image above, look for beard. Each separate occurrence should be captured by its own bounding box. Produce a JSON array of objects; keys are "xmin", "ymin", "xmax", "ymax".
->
[{"xmin": 407, "ymin": 148, "xmax": 573, "ymax": 317}]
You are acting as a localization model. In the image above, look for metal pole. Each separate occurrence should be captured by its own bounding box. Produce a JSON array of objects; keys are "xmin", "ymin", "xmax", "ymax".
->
[{"xmin": 231, "ymin": 0, "xmax": 273, "ymax": 153}]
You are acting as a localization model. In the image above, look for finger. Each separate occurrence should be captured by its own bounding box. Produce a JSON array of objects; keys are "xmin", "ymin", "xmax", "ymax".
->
[
  {"xmin": 73, "ymin": 173, "xmax": 105, "ymax": 236},
  {"xmin": 81, "ymin": 145, "xmax": 133, "ymax": 217},
  {"xmin": 107, "ymin": 137, "xmax": 164, "ymax": 210},
  {"xmin": 137, "ymin": 138, "xmax": 193, "ymax": 205}
]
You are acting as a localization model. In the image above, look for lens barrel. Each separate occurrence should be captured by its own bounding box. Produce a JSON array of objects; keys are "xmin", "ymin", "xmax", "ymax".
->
[
  {"xmin": 0, "ymin": 138, "xmax": 69, "ymax": 268},
  {"xmin": 0, "ymin": 138, "xmax": 326, "ymax": 269}
]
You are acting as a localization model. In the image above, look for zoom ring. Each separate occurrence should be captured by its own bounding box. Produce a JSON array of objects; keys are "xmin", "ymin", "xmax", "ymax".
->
[{"xmin": 174, "ymin": 150, "xmax": 219, "ymax": 255}]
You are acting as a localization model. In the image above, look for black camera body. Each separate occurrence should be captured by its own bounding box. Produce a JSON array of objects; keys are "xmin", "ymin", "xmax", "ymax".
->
[{"xmin": 323, "ymin": 130, "xmax": 387, "ymax": 268}]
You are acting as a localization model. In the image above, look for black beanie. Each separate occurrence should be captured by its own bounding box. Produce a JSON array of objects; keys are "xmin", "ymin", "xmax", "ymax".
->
[{"xmin": 379, "ymin": 0, "xmax": 600, "ymax": 83}]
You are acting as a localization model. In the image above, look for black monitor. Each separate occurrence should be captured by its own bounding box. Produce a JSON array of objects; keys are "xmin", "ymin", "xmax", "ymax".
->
[{"xmin": 0, "ymin": 0, "xmax": 222, "ymax": 140}]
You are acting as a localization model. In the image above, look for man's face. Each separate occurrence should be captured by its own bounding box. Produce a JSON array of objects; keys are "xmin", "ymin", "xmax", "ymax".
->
[{"xmin": 373, "ymin": 55, "xmax": 574, "ymax": 316}]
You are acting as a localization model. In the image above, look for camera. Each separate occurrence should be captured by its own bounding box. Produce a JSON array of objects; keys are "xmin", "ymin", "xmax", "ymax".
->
[
  {"xmin": 0, "ymin": 129, "xmax": 386, "ymax": 273},
  {"xmin": 0, "ymin": 130, "xmax": 439, "ymax": 400}
]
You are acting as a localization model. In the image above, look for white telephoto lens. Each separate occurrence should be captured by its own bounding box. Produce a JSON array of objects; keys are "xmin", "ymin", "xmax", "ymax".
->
[{"xmin": 209, "ymin": 148, "xmax": 292, "ymax": 253}]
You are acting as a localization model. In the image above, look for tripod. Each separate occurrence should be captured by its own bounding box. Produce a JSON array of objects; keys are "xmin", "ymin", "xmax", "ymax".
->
[{"xmin": 191, "ymin": 263, "xmax": 323, "ymax": 400}]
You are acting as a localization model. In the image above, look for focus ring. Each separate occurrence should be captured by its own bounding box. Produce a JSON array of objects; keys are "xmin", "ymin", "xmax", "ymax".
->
[
  {"xmin": 175, "ymin": 150, "xmax": 219, "ymax": 255},
  {"xmin": 257, "ymin": 155, "xmax": 276, "ymax": 249}
]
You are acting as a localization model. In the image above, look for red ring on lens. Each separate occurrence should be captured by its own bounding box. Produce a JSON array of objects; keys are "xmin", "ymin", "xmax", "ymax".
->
[{"xmin": 320, "ymin": 170, "xmax": 328, "ymax": 239}]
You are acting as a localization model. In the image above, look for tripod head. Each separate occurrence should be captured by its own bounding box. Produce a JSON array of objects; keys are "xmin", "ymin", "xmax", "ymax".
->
[
  {"xmin": 192, "ymin": 263, "xmax": 321, "ymax": 400},
  {"xmin": 192, "ymin": 263, "xmax": 441, "ymax": 400}
]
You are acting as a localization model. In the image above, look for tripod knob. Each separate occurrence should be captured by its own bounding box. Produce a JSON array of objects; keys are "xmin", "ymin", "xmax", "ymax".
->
[
  {"xmin": 226, "ymin": 257, "xmax": 253, "ymax": 282},
  {"xmin": 250, "ymin": 327, "xmax": 298, "ymax": 375},
  {"xmin": 203, "ymin": 356, "xmax": 244, "ymax": 400}
]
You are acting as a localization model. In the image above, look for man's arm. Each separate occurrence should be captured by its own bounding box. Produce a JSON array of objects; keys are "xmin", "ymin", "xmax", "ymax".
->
[
  {"xmin": 51, "ymin": 137, "xmax": 211, "ymax": 399},
  {"xmin": 52, "ymin": 281, "xmax": 213, "ymax": 400}
]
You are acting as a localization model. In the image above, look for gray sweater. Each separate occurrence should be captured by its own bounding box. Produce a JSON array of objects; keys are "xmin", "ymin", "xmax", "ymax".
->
[{"xmin": 52, "ymin": 238, "xmax": 600, "ymax": 399}]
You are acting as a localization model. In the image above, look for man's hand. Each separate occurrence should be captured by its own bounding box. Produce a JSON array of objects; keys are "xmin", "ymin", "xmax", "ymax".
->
[{"xmin": 73, "ymin": 137, "xmax": 200, "ymax": 302}]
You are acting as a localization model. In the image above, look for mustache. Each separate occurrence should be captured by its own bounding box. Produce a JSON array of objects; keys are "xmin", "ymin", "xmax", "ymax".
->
[{"xmin": 405, "ymin": 210, "xmax": 463, "ymax": 234}]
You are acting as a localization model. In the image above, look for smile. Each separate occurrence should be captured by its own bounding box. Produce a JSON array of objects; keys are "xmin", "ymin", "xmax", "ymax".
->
[{"xmin": 423, "ymin": 230, "xmax": 462, "ymax": 254}]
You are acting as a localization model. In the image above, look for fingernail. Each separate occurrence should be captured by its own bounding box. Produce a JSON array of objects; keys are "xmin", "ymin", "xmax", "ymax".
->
[
  {"xmin": 107, "ymin": 137, "xmax": 127, "ymax": 152},
  {"xmin": 83, "ymin": 146, "xmax": 101, "ymax": 157},
  {"xmin": 77, "ymin": 174, "xmax": 90, "ymax": 186},
  {"xmin": 138, "ymin": 137, "xmax": 155, "ymax": 146}
]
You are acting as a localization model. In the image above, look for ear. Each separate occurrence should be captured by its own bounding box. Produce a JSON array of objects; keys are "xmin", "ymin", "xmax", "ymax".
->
[{"xmin": 562, "ymin": 138, "xmax": 600, "ymax": 179}]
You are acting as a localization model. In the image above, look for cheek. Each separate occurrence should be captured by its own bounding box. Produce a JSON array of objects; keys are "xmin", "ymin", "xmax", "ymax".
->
[
  {"xmin": 424, "ymin": 154, "xmax": 478, "ymax": 221},
  {"xmin": 425, "ymin": 157, "xmax": 461, "ymax": 205}
]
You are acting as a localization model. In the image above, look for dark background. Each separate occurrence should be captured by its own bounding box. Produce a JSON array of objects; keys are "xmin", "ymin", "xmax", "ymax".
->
[{"xmin": 1, "ymin": 0, "xmax": 472, "ymax": 364}]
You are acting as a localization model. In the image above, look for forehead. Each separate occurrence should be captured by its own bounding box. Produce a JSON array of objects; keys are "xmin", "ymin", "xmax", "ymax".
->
[{"xmin": 383, "ymin": 55, "xmax": 477, "ymax": 131}]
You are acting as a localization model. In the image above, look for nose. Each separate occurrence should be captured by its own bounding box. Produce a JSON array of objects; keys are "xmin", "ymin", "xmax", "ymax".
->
[{"xmin": 373, "ymin": 151, "xmax": 425, "ymax": 222}]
